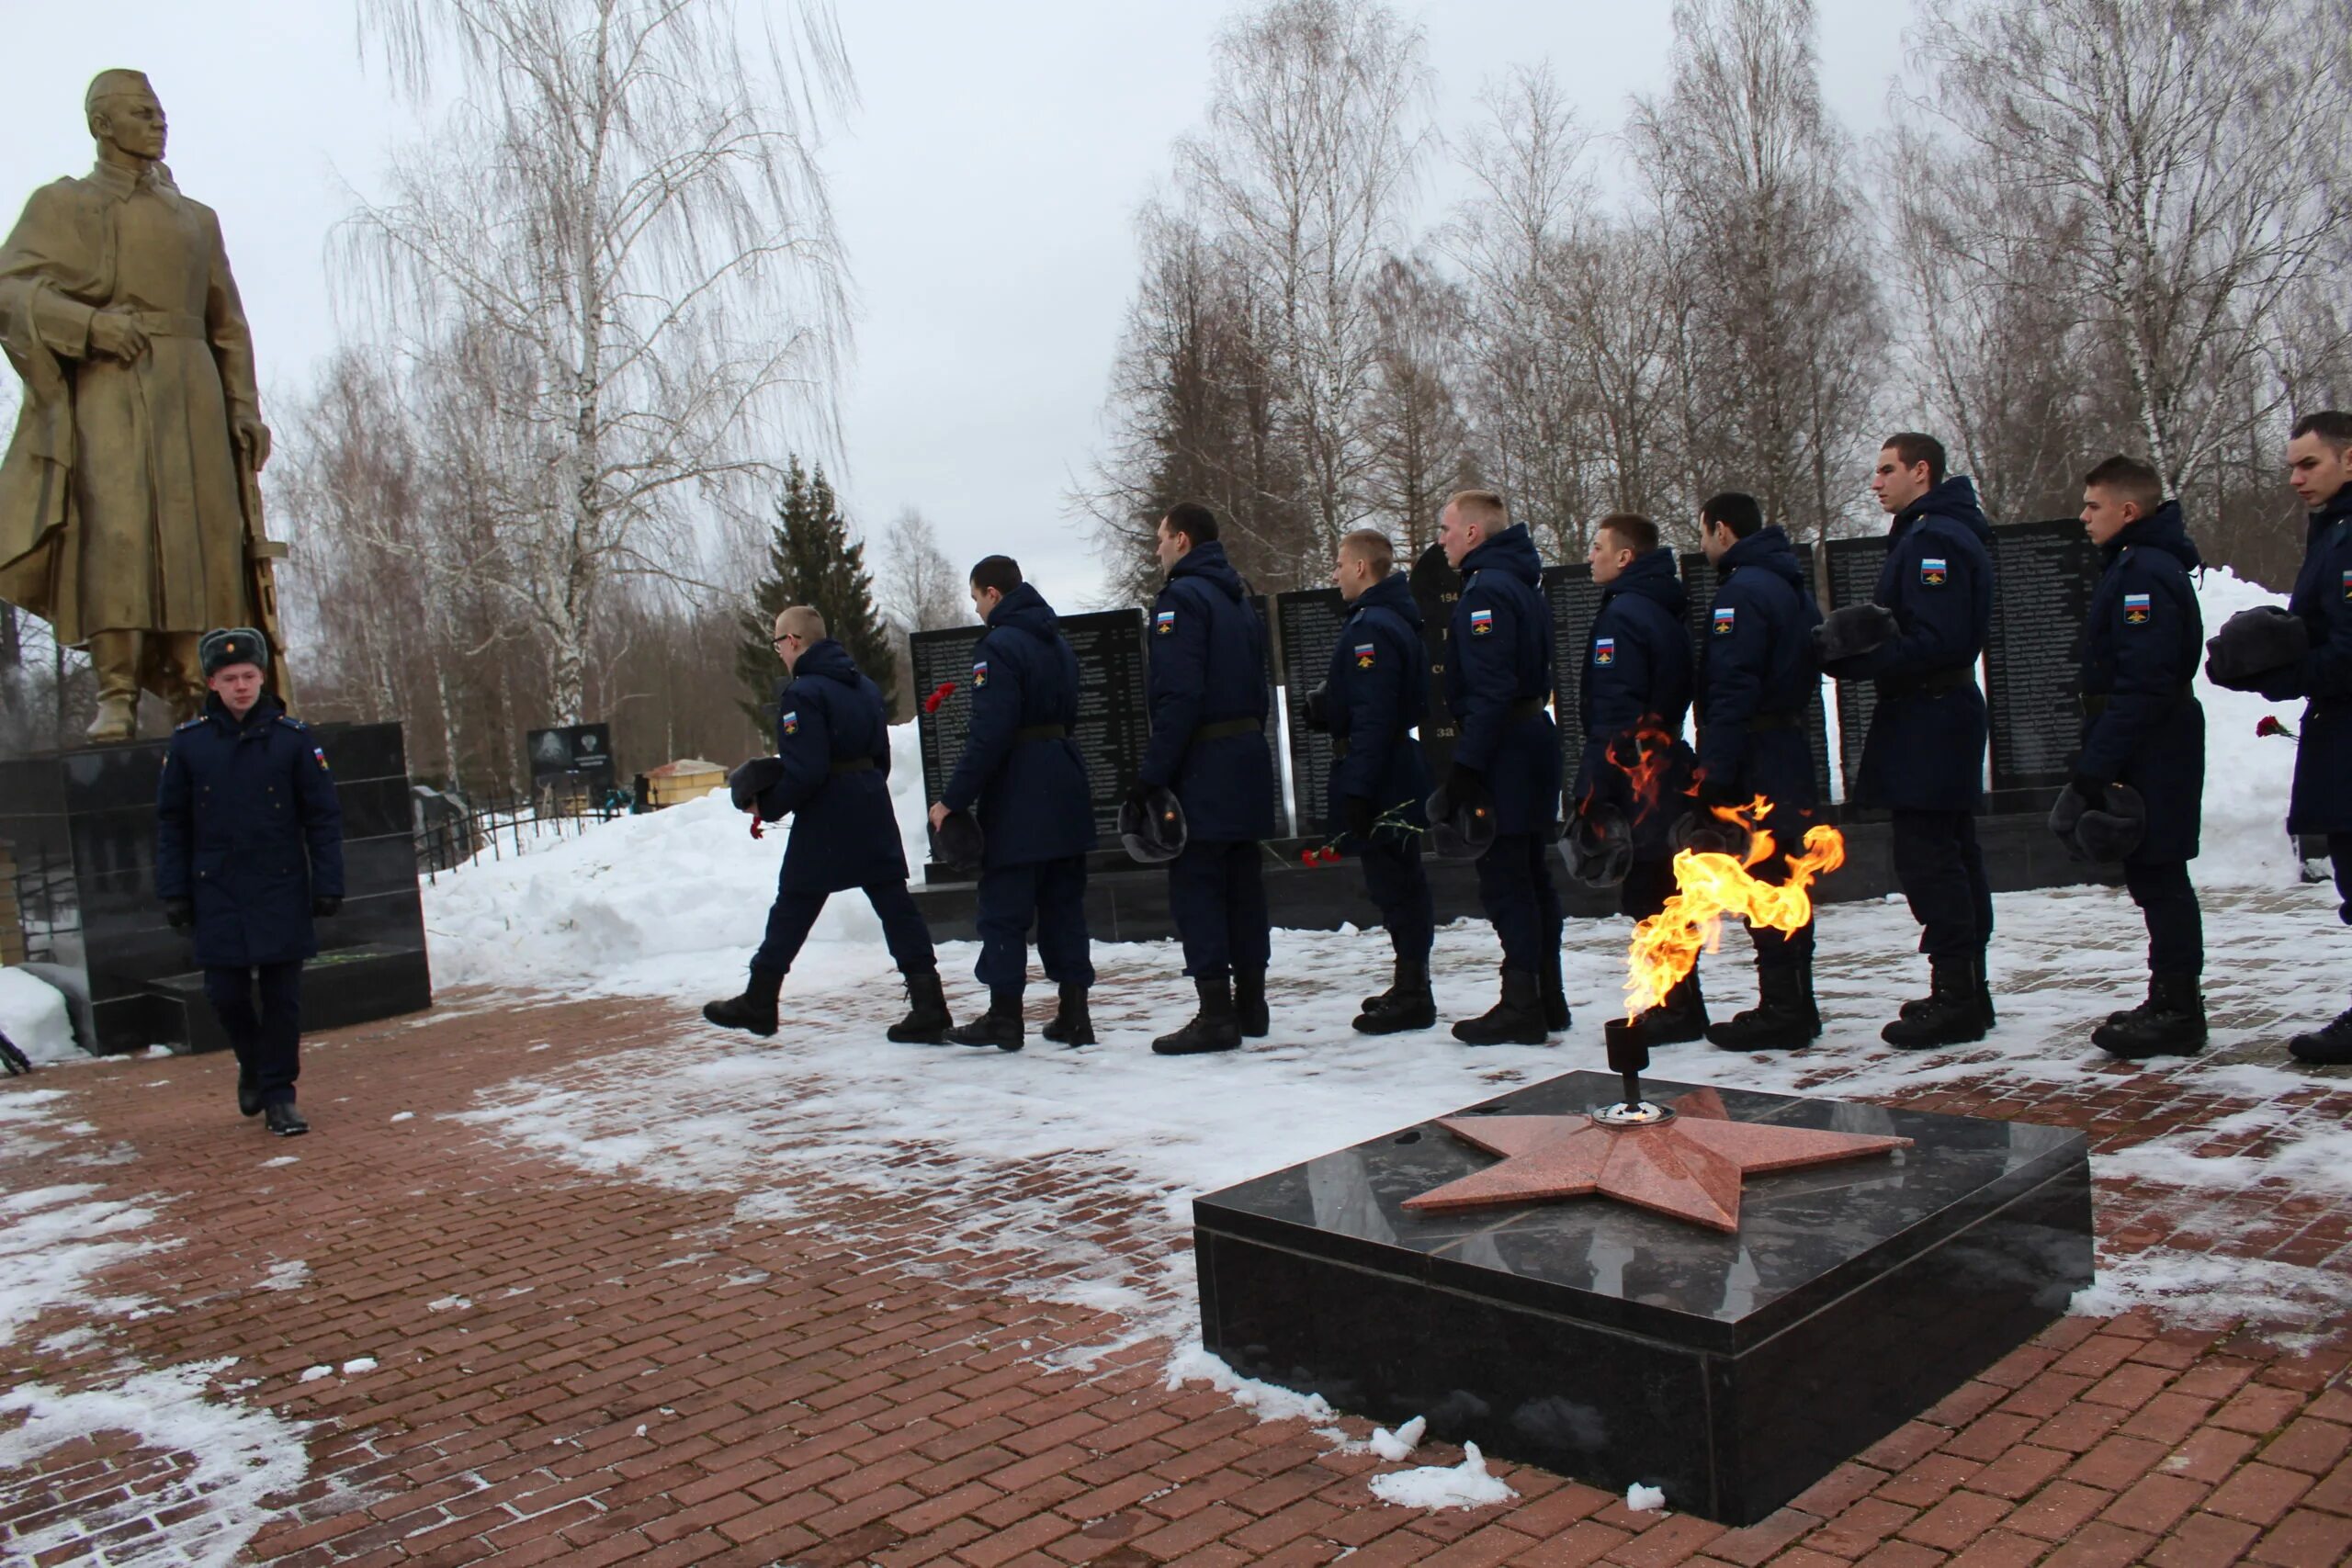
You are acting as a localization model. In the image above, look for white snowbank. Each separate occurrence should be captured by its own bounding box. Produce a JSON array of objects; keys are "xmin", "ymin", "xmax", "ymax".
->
[
  {"xmin": 0, "ymin": 967, "xmax": 80, "ymax": 1063},
  {"xmin": 1369, "ymin": 1440, "xmax": 1517, "ymax": 1509},
  {"xmin": 2187, "ymin": 567, "xmax": 2300, "ymax": 885}
]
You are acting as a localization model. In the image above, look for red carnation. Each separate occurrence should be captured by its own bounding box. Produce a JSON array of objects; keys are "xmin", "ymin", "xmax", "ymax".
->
[
  {"xmin": 922, "ymin": 681, "xmax": 957, "ymax": 715},
  {"xmin": 2256, "ymin": 715, "xmax": 2296, "ymax": 739}
]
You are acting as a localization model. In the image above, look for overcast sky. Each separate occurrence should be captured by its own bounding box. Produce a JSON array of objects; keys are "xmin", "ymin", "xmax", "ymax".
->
[{"xmin": 2, "ymin": 1, "xmax": 1915, "ymax": 612}]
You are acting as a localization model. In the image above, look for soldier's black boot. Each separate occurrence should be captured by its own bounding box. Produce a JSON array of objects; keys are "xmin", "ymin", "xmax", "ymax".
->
[
  {"xmin": 948, "ymin": 988, "xmax": 1024, "ymax": 1052},
  {"xmin": 887, "ymin": 970, "xmax": 954, "ymax": 1044},
  {"xmin": 2290, "ymin": 1005, "xmax": 2352, "ymax": 1065},
  {"xmin": 1235, "ymin": 970, "xmax": 1271, "ymax": 1039},
  {"xmin": 1634, "ymin": 970, "xmax": 1709, "ymax": 1046},
  {"xmin": 1354, "ymin": 957, "xmax": 1434, "ymax": 1033},
  {"xmin": 2094, "ymin": 973, "xmax": 2206, "ymax": 1060},
  {"xmin": 1453, "ymin": 968, "xmax": 1547, "ymax": 1046},
  {"xmin": 1881, "ymin": 956, "xmax": 1988, "ymax": 1049},
  {"xmin": 236, "ymin": 1060, "xmax": 263, "ymax": 1118},
  {"xmin": 1041, "ymin": 984, "xmax": 1095, "ymax": 1046},
  {"xmin": 264, "ymin": 1099, "xmax": 309, "ymax": 1137},
  {"xmin": 1153, "ymin": 976, "xmax": 1242, "ymax": 1055},
  {"xmin": 1978, "ymin": 952, "xmax": 1997, "ymax": 1032},
  {"xmin": 1707, "ymin": 963, "xmax": 1819, "ymax": 1052},
  {"xmin": 1540, "ymin": 955, "xmax": 1570, "ymax": 1033},
  {"xmin": 703, "ymin": 966, "xmax": 784, "ymax": 1037}
]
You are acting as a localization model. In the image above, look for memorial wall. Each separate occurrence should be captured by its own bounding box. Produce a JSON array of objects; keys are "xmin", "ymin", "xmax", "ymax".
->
[
  {"xmin": 1984, "ymin": 521, "xmax": 2101, "ymax": 793},
  {"xmin": 1275, "ymin": 589, "xmax": 1346, "ymax": 838},
  {"xmin": 1822, "ymin": 537, "xmax": 1890, "ymax": 800},
  {"xmin": 1542, "ymin": 564, "xmax": 1605, "ymax": 795}
]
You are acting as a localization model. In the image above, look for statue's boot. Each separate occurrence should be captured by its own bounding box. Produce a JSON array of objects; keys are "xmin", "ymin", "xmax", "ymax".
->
[
  {"xmin": 85, "ymin": 631, "xmax": 141, "ymax": 744},
  {"xmin": 147, "ymin": 632, "xmax": 206, "ymax": 723}
]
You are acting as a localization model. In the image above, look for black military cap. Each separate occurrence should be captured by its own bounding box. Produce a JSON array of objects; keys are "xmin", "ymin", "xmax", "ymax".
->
[{"xmin": 198, "ymin": 627, "xmax": 270, "ymax": 677}]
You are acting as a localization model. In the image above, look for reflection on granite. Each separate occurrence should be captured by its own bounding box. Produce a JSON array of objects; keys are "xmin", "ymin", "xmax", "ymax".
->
[{"xmin": 1194, "ymin": 1070, "xmax": 2093, "ymax": 1525}]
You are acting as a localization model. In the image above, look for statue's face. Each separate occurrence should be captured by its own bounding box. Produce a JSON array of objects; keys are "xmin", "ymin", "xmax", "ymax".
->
[{"xmin": 92, "ymin": 90, "xmax": 167, "ymax": 162}]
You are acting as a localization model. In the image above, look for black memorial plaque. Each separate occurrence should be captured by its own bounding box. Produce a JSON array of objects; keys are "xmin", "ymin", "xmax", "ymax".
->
[
  {"xmin": 1679, "ymin": 550, "xmax": 1834, "ymax": 805},
  {"xmin": 1250, "ymin": 593, "xmax": 1290, "ymax": 839},
  {"xmin": 1408, "ymin": 544, "xmax": 1463, "ymax": 780},
  {"xmin": 1823, "ymin": 536, "xmax": 1892, "ymax": 801},
  {"xmin": 1276, "ymin": 589, "xmax": 1348, "ymax": 839},
  {"xmin": 526, "ymin": 723, "xmax": 615, "ymax": 787},
  {"xmin": 1985, "ymin": 521, "xmax": 2100, "ymax": 793},
  {"xmin": 1542, "ymin": 563, "xmax": 1605, "ymax": 791}
]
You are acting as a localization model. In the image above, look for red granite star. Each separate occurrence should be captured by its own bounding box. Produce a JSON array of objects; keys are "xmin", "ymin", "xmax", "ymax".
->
[{"xmin": 1400, "ymin": 1089, "xmax": 1912, "ymax": 1233}]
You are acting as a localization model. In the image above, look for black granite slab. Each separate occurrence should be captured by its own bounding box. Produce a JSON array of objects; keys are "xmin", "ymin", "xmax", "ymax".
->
[
  {"xmin": 147, "ymin": 942, "xmax": 433, "ymax": 1055},
  {"xmin": 1193, "ymin": 1071, "xmax": 2093, "ymax": 1525}
]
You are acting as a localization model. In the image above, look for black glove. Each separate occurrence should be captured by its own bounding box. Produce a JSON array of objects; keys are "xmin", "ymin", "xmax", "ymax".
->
[
  {"xmin": 163, "ymin": 897, "xmax": 194, "ymax": 931},
  {"xmin": 728, "ymin": 756, "xmax": 786, "ymax": 813},
  {"xmin": 1304, "ymin": 682, "xmax": 1332, "ymax": 734},
  {"xmin": 1812, "ymin": 603, "xmax": 1900, "ymax": 667},
  {"xmin": 1124, "ymin": 780, "xmax": 1155, "ymax": 817},
  {"xmin": 312, "ymin": 896, "xmax": 343, "ymax": 919},
  {"xmin": 2048, "ymin": 782, "xmax": 2089, "ymax": 847},
  {"xmin": 1343, "ymin": 795, "xmax": 1376, "ymax": 840},
  {"xmin": 2205, "ymin": 605, "xmax": 2309, "ymax": 690},
  {"xmin": 1693, "ymin": 774, "xmax": 1742, "ymax": 813},
  {"xmin": 2069, "ymin": 773, "xmax": 2109, "ymax": 807},
  {"xmin": 1447, "ymin": 765, "xmax": 1487, "ymax": 806}
]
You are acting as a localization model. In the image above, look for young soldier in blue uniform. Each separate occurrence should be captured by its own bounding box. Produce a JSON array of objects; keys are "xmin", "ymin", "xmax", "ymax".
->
[
  {"xmin": 1436, "ymin": 489, "xmax": 1564, "ymax": 1044},
  {"xmin": 1133, "ymin": 503, "xmax": 1277, "ymax": 1055},
  {"xmin": 1322, "ymin": 529, "xmax": 1435, "ymax": 1032},
  {"xmin": 2068, "ymin": 457, "xmax": 2207, "ymax": 1058},
  {"xmin": 1692, "ymin": 493, "xmax": 1826, "ymax": 1052},
  {"xmin": 705, "ymin": 606, "xmax": 951, "ymax": 1044},
  {"xmin": 1575, "ymin": 513, "xmax": 1702, "ymax": 1042},
  {"xmin": 928, "ymin": 557, "xmax": 1096, "ymax": 1050},
  {"xmin": 155, "ymin": 628, "xmax": 345, "ymax": 1136},
  {"xmin": 1822, "ymin": 434, "xmax": 1997, "ymax": 1048}
]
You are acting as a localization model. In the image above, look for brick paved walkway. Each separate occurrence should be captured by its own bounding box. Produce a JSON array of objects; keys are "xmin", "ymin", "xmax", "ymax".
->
[{"xmin": 2, "ymin": 985, "xmax": 2348, "ymax": 1567}]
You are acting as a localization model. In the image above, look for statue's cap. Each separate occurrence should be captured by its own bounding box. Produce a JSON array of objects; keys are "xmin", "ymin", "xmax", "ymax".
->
[{"xmin": 85, "ymin": 70, "xmax": 156, "ymax": 116}]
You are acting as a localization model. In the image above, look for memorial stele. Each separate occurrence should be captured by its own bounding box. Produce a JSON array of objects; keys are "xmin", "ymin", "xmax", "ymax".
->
[{"xmin": 0, "ymin": 69, "xmax": 287, "ymax": 744}]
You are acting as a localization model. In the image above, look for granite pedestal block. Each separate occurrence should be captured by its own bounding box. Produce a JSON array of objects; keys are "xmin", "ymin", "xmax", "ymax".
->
[
  {"xmin": 0, "ymin": 723, "xmax": 433, "ymax": 1055},
  {"xmin": 1193, "ymin": 1071, "xmax": 2093, "ymax": 1525}
]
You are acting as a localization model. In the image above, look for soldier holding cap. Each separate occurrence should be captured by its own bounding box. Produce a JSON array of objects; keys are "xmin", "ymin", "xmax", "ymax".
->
[{"xmin": 154, "ymin": 628, "xmax": 344, "ymax": 1135}]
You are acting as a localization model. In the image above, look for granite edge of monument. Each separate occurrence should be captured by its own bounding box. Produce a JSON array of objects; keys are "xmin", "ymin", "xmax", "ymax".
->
[
  {"xmin": 1192, "ymin": 1069, "xmax": 2094, "ymax": 1526},
  {"xmin": 0, "ymin": 721, "xmax": 434, "ymax": 1054}
]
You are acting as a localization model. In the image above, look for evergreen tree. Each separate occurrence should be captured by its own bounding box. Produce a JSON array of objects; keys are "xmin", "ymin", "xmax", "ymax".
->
[{"xmin": 738, "ymin": 457, "xmax": 903, "ymax": 734}]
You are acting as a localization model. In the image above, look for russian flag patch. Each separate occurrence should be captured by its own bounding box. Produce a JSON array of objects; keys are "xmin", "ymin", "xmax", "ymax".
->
[
  {"xmin": 972, "ymin": 660, "xmax": 989, "ymax": 687},
  {"xmin": 1354, "ymin": 643, "xmax": 1376, "ymax": 669},
  {"xmin": 2123, "ymin": 592, "xmax": 2151, "ymax": 625},
  {"xmin": 1920, "ymin": 557, "xmax": 1949, "ymax": 587},
  {"xmin": 1712, "ymin": 606, "xmax": 1736, "ymax": 636},
  {"xmin": 781, "ymin": 711, "xmax": 799, "ymax": 735},
  {"xmin": 1468, "ymin": 607, "xmax": 1495, "ymax": 637},
  {"xmin": 1154, "ymin": 609, "xmax": 1176, "ymax": 636},
  {"xmin": 1594, "ymin": 637, "xmax": 1616, "ymax": 666}
]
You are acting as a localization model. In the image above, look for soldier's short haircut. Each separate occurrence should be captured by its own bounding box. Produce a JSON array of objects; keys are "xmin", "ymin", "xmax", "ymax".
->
[
  {"xmin": 2291, "ymin": 411, "xmax": 2352, "ymax": 451},
  {"xmin": 1446, "ymin": 490, "xmax": 1510, "ymax": 535},
  {"xmin": 85, "ymin": 69, "xmax": 154, "ymax": 120},
  {"xmin": 1882, "ymin": 432, "xmax": 1948, "ymax": 487},
  {"xmin": 1339, "ymin": 529, "xmax": 1396, "ymax": 577},
  {"xmin": 777, "ymin": 604, "xmax": 827, "ymax": 641},
  {"xmin": 1596, "ymin": 513, "xmax": 1659, "ymax": 555},
  {"xmin": 2083, "ymin": 455, "xmax": 2164, "ymax": 515},
  {"xmin": 1700, "ymin": 491, "xmax": 1765, "ymax": 539},
  {"xmin": 969, "ymin": 555, "xmax": 1023, "ymax": 595},
  {"xmin": 1161, "ymin": 502, "xmax": 1220, "ymax": 547}
]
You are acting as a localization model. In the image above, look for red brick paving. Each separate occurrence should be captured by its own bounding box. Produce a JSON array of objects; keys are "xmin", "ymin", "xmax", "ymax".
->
[{"xmin": 0, "ymin": 989, "xmax": 2346, "ymax": 1565}]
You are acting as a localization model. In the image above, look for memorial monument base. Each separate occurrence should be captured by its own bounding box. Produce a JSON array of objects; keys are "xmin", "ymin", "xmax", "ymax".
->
[{"xmin": 1193, "ymin": 1071, "xmax": 2093, "ymax": 1526}]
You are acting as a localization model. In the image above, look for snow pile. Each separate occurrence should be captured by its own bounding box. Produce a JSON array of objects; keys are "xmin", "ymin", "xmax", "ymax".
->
[
  {"xmin": 0, "ymin": 967, "xmax": 80, "ymax": 1064},
  {"xmin": 1625, "ymin": 1482, "xmax": 1667, "ymax": 1512},
  {"xmin": 1369, "ymin": 1416, "xmax": 1426, "ymax": 1461},
  {"xmin": 1369, "ymin": 1440, "xmax": 1517, "ymax": 1509},
  {"xmin": 1162, "ymin": 1343, "xmax": 1336, "ymax": 1425},
  {"xmin": 2188, "ymin": 567, "xmax": 2299, "ymax": 885}
]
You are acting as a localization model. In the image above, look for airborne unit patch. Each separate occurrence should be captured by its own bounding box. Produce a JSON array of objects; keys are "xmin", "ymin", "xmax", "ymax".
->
[
  {"xmin": 1920, "ymin": 557, "xmax": 1948, "ymax": 587},
  {"xmin": 1468, "ymin": 608, "xmax": 1495, "ymax": 637},
  {"xmin": 1154, "ymin": 609, "xmax": 1177, "ymax": 636},
  {"xmin": 1712, "ymin": 606, "xmax": 1736, "ymax": 637},
  {"xmin": 972, "ymin": 660, "xmax": 989, "ymax": 688},
  {"xmin": 1354, "ymin": 643, "xmax": 1376, "ymax": 669},
  {"xmin": 2341, "ymin": 569, "xmax": 2352, "ymax": 602},
  {"xmin": 781, "ymin": 710, "xmax": 799, "ymax": 736},
  {"xmin": 2123, "ymin": 593, "xmax": 2151, "ymax": 626},
  {"xmin": 1594, "ymin": 637, "xmax": 1616, "ymax": 666}
]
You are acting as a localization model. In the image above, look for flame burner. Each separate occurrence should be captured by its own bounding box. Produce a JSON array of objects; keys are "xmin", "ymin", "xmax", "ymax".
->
[
  {"xmin": 1597, "ymin": 1017, "xmax": 1668, "ymax": 1125},
  {"xmin": 1623, "ymin": 795, "xmax": 1846, "ymax": 1021}
]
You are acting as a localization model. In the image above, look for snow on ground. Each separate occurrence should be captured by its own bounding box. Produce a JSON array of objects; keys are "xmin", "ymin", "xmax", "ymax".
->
[{"xmin": 0, "ymin": 966, "xmax": 79, "ymax": 1065}]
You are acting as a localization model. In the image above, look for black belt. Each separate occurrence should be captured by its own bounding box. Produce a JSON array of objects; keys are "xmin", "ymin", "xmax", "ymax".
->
[
  {"xmin": 1194, "ymin": 716, "xmax": 1261, "ymax": 741},
  {"xmin": 1747, "ymin": 709, "xmax": 1807, "ymax": 733},
  {"xmin": 2081, "ymin": 685, "xmax": 2193, "ymax": 717},
  {"xmin": 1333, "ymin": 728, "xmax": 1406, "ymax": 760},
  {"xmin": 1014, "ymin": 724, "xmax": 1069, "ymax": 742},
  {"xmin": 1875, "ymin": 668, "xmax": 1973, "ymax": 700},
  {"xmin": 1508, "ymin": 696, "xmax": 1548, "ymax": 723},
  {"xmin": 830, "ymin": 757, "xmax": 876, "ymax": 774}
]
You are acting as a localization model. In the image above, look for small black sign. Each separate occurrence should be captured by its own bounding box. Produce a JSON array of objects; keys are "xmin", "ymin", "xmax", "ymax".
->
[{"xmin": 526, "ymin": 724, "xmax": 616, "ymax": 784}]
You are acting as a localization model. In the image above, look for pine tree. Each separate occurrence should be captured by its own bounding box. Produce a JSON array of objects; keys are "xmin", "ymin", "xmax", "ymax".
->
[{"xmin": 738, "ymin": 457, "xmax": 903, "ymax": 735}]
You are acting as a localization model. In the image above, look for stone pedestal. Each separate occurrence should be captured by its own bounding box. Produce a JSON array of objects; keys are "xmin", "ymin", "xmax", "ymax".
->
[
  {"xmin": 0, "ymin": 722, "xmax": 433, "ymax": 1054},
  {"xmin": 1193, "ymin": 1071, "xmax": 2093, "ymax": 1525}
]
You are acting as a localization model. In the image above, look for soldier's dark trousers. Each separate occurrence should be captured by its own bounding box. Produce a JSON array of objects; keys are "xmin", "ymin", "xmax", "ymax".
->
[
  {"xmin": 2123, "ymin": 860, "xmax": 2202, "ymax": 976},
  {"xmin": 1476, "ymin": 832, "xmax": 1562, "ymax": 974},
  {"xmin": 1169, "ymin": 840, "xmax": 1271, "ymax": 980},
  {"xmin": 2330, "ymin": 835, "xmax": 2352, "ymax": 924},
  {"xmin": 976, "ymin": 854, "xmax": 1095, "ymax": 992},
  {"xmin": 1622, "ymin": 857, "xmax": 1677, "ymax": 923},
  {"xmin": 1891, "ymin": 808, "xmax": 1994, "ymax": 957},
  {"xmin": 205, "ymin": 961, "xmax": 302, "ymax": 1106},
  {"xmin": 1360, "ymin": 837, "xmax": 1433, "ymax": 961},
  {"xmin": 754, "ymin": 882, "xmax": 936, "ymax": 977}
]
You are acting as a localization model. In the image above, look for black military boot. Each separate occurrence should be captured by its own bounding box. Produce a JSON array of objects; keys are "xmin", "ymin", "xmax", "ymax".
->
[
  {"xmin": 2290, "ymin": 1006, "xmax": 2352, "ymax": 1065},
  {"xmin": 1881, "ymin": 956, "xmax": 1988, "ymax": 1049},
  {"xmin": 1153, "ymin": 976, "xmax": 1242, "ymax": 1055},
  {"xmin": 264, "ymin": 1099, "xmax": 309, "ymax": 1137},
  {"xmin": 1707, "ymin": 963, "xmax": 1819, "ymax": 1052},
  {"xmin": 1234, "ymin": 971, "xmax": 1271, "ymax": 1039},
  {"xmin": 235, "ymin": 1060, "xmax": 263, "ymax": 1118},
  {"xmin": 1540, "ymin": 955, "xmax": 1570, "ymax": 1033},
  {"xmin": 1355, "ymin": 957, "xmax": 1434, "ymax": 1033},
  {"xmin": 2093, "ymin": 973, "xmax": 2206, "ymax": 1060},
  {"xmin": 948, "ymin": 989, "xmax": 1024, "ymax": 1052},
  {"xmin": 1040, "ymin": 984, "xmax": 1095, "ymax": 1045},
  {"xmin": 1899, "ymin": 952, "xmax": 1997, "ymax": 1032},
  {"xmin": 703, "ymin": 967, "xmax": 785, "ymax": 1037},
  {"xmin": 1634, "ymin": 970, "xmax": 1709, "ymax": 1046},
  {"xmin": 886, "ymin": 970, "xmax": 954, "ymax": 1044},
  {"xmin": 1453, "ymin": 969, "xmax": 1547, "ymax": 1046}
]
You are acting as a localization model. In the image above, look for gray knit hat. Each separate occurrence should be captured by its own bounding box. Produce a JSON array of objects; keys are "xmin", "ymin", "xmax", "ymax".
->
[{"xmin": 198, "ymin": 627, "xmax": 269, "ymax": 677}]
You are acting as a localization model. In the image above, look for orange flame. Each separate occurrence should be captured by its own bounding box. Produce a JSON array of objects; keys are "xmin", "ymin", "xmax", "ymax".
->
[
  {"xmin": 1623, "ymin": 796, "xmax": 1845, "ymax": 1021},
  {"xmin": 1604, "ymin": 719, "xmax": 1681, "ymax": 825}
]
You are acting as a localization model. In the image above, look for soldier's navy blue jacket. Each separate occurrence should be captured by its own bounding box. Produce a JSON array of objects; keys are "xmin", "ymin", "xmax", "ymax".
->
[
  {"xmin": 2078, "ymin": 501, "xmax": 2204, "ymax": 863},
  {"xmin": 1445, "ymin": 524, "xmax": 1561, "ymax": 835},
  {"xmin": 1141, "ymin": 541, "xmax": 1278, "ymax": 843},
  {"xmin": 1573, "ymin": 546, "xmax": 1692, "ymax": 859},
  {"xmin": 1831, "ymin": 476, "xmax": 1995, "ymax": 812},
  {"xmin": 753, "ymin": 638, "xmax": 910, "ymax": 894},
  {"xmin": 1696, "ymin": 526, "xmax": 1823, "ymax": 808},
  {"xmin": 1323, "ymin": 571, "xmax": 1430, "ymax": 840},
  {"xmin": 155, "ymin": 694, "xmax": 345, "ymax": 968},
  {"xmin": 2263, "ymin": 482, "xmax": 2352, "ymax": 834},
  {"xmin": 941, "ymin": 582, "xmax": 1097, "ymax": 869}
]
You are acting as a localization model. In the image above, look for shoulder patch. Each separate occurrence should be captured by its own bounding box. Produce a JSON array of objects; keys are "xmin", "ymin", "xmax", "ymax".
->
[
  {"xmin": 1919, "ymin": 557, "xmax": 1948, "ymax": 587},
  {"xmin": 972, "ymin": 660, "xmax": 989, "ymax": 688},
  {"xmin": 1594, "ymin": 637, "xmax": 1616, "ymax": 666},
  {"xmin": 1712, "ymin": 605, "xmax": 1737, "ymax": 636},
  {"xmin": 1353, "ymin": 642, "xmax": 1376, "ymax": 669},
  {"xmin": 780, "ymin": 710, "xmax": 800, "ymax": 736},
  {"xmin": 1467, "ymin": 606, "xmax": 1495, "ymax": 637},
  {"xmin": 1154, "ymin": 609, "xmax": 1177, "ymax": 636},
  {"xmin": 2123, "ymin": 592, "xmax": 2152, "ymax": 626},
  {"xmin": 312, "ymin": 746, "xmax": 331, "ymax": 772},
  {"xmin": 2340, "ymin": 568, "xmax": 2351, "ymax": 603}
]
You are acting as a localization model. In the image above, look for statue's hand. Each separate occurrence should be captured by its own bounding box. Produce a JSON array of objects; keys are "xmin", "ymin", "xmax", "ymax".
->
[
  {"xmin": 235, "ymin": 417, "xmax": 273, "ymax": 471},
  {"xmin": 87, "ymin": 308, "xmax": 149, "ymax": 361}
]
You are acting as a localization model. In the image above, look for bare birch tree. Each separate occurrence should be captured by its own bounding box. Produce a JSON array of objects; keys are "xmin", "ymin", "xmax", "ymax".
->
[
  {"xmin": 340, "ymin": 0, "xmax": 854, "ymax": 723},
  {"xmin": 879, "ymin": 507, "xmax": 967, "ymax": 633}
]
